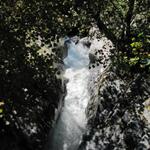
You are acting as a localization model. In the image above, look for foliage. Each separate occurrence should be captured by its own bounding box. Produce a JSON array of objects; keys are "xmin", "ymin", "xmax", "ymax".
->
[
  {"xmin": 117, "ymin": 32, "xmax": 150, "ymax": 72},
  {"xmin": 0, "ymin": 0, "xmax": 79, "ymax": 134},
  {"xmin": 0, "ymin": 101, "xmax": 4, "ymax": 118},
  {"xmin": 129, "ymin": 32, "xmax": 150, "ymax": 68},
  {"xmin": 77, "ymin": 0, "xmax": 150, "ymax": 72}
]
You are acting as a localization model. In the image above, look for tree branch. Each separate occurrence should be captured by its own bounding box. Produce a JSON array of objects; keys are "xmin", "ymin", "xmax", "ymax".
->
[
  {"xmin": 93, "ymin": 13, "xmax": 117, "ymax": 45},
  {"xmin": 125, "ymin": 0, "xmax": 135, "ymax": 40}
]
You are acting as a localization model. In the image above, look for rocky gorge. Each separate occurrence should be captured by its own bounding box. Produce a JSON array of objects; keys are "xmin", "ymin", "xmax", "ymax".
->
[
  {"xmin": 46, "ymin": 26, "xmax": 150, "ymax": 150},
  {"xmin": 0, "ymin": 25, "xmax": 149, "ymax": 150},
  {"xmin": 78, "ymin": 27, "xmax": 150, "ymax": 150}
]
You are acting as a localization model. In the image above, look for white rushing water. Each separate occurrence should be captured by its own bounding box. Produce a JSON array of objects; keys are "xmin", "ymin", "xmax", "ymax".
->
[{"xmin": 48, "ymin": 40, "xmax": 90, "ymax": 150}]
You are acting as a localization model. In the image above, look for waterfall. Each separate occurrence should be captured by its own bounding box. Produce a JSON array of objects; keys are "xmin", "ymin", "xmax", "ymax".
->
[{"xmin": 48, "ymin": 40, "xmax": 90, "ymax": 150}]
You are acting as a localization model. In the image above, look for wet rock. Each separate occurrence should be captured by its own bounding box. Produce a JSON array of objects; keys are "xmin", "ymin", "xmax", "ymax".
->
[{"xmin": 89, "ymin": 53, "xmax": 97, "ymax": 64}]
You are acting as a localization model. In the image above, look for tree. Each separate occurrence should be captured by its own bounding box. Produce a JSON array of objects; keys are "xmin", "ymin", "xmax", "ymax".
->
[{"xmin": 74, "ymin": 0, "xmax": 149, "ymax": 71}]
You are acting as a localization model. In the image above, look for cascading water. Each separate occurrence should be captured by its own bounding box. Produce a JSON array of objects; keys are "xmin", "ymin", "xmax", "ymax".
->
[{"xmin": 48, "ymin": 39, "xmax": 90, "ymax": 150}]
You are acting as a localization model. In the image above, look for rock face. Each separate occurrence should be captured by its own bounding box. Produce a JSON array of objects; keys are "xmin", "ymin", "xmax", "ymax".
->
[
  {"xmin": 79, "ymin": 28, "xmax": 150, "ymax": 150},
  {"xmin": 0, "ymin": 44, "xmax": 67, "ymax": 150}
]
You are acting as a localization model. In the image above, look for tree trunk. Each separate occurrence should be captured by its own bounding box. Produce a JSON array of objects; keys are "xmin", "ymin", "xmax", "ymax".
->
[
  {"xmin": 126, "ymin": 0, "xmax": 135, "ymax": 42},
  {"xmin": 93, "ymin": 13, "xmax": 117, "ymax": 46}
]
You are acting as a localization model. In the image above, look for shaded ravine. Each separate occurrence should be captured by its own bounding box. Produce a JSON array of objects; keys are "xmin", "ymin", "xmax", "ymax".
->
[{"xmin": 47, "ymin": 40, "xmax": 90, "ymax": 150}]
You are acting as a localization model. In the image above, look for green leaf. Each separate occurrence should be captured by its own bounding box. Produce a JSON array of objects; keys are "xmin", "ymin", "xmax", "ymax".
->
[
  {"xmin": 130, "ymin": 42, "xmax": 143, "ymax": 49},
  {"xmin": 0, "ymin": 109, "xmax": 3, "ymax": 114},
  {"xmin": 138, "ymin": 32, "xmax": 144, "ymax": 37}
]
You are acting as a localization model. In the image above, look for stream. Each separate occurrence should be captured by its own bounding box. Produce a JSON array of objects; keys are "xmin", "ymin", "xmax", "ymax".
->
[{"xmin": 48, "ymin": 39, "xmax": 90, "ymax": 150}]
